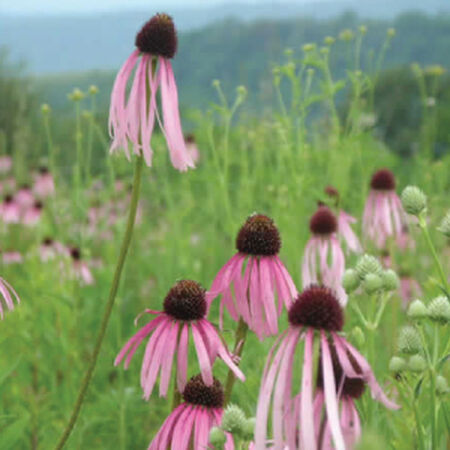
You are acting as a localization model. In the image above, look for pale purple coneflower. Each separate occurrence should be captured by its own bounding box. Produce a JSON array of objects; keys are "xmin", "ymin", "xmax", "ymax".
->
[
  {"xmin": 2, "ymin": 250, "xmax": 23, "ymax": 265},
  {"xmin": 40, "ymin": 238, "xmax": 57, "ymax": 262},
  {"xmin": 109, "ymin": 13, "xmax": 194, "ymax": 171},
  {"xmin": 0, "ymin": 195, "xmax": 20, "ymax": 224},
  {"xmin": 363, "ymin": 169, "xmax": 408, "ymax": 249},
  {"xmin": 0, "ymin": 156, "xmax": 12, "ymax": 174},
  {"xmin": 255, "ymin": 285, "xmax": 399, "ymax": 450},
  {"xmin": 302, "ymin": 206, "xmax": 347, "ymax": 305},
  {"xmin": 0, "ymin": 277, "xmax": 20, "ymax": 319},
  {"xmin": 399, "ymin": 276, "xmax": 423, "ymax": 308},
  {"xmin": 15, "ymin": 185, "xmax": 34, "ymax": 210},
  {"xmin": 70, "ymin": 248, "xmax": 94, "ymax": 285},
  {"xmin": 115, "ymin": 280, "xmax": 244, "ymax": 400},
  {"xmin": 33, "ymin": 167, "xmax": 55, "ymax": 198},
  {"xmin": 148, "ymin": 375, "xmax": 233, "ymax": 450},
  {"xmin": 207, "ymin": 214, "xmax": 298, "ymax": 340},
  {"xmin": 22, "ymin": 201, "xmax": 43, "ymax": 226}
]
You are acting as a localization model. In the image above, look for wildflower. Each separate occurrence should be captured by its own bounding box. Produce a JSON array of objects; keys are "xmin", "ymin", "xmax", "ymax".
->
[
  {"xmin": 33, "ymin": 167, "xmax": 55, "ymax": 198},
  {"xmin": 398, "ymin": 326, "xmax": 422, "ymax": 355},
  {"xmin": 221, "ymin": 403, "xmax": 247, "ymax": 435},
  {"xmin": 185, "ymin": 133, "xmax": 200, "ymax": 164},
  {"xmin": 428, "ymin": 296, "xmax": 450, "ymax": 324},
  {"xmin": 401, "ymin": 186, "xmax": 427, "ymax": 216},
  {"xmin": 109, "ymin": 13, "xmax": 194, "ymax": 171},
  {"xmin": 207, "ymin": 214, "xmax": 297, "ymax": 339},
  {"xmin": 115, "ymin": 280, "xmax": 244, "ymax": 399},
  {"xmin": 389, "ymin": 356, "xmax": 406, "ymax": 373},
  {"xmin": 0, "ymin": 156, "xmax": 12, "ymax": 174},
  {"xmin": 407, "ymin": 299, "xmax": 429, "ymax": 320},
  {"xmin": 302, "ymin": 206, "xmax": 347, "ymax": 304},
  {"xmin": 22, "ymin": 201, "xmax": 43, "ymax": 226},
  {"xmin": 342, "ymin": 269, "xmax": 360, "ymax": 293},
  {"xmin": 15, "ymin": 184, "xmax": 34, "ymax": 210},
  {"xmin": 149, "ymin": 375, "xmax": 234, "ymax": 450},
  {"xmin": 400, "ymin": 276, "xmax": 423, "ymax": 308},
  {"xmin": 355, "ymin": 254, "xmax": 382, "ymax": 279},
  {"xmin": 70, "ymin": 248, "xmax": 94, "ymax": 286},
  {"xmin": 2, "ymin": 250, "xmax": 23, "ymax": 265},
  {"xmin": 0, "ymin": 195, "xmax": 20, "ymax": 224},
  {"xmin": 0, "ymin": 277, "xmax": 20, "ymax": 319},
  {"xmin": 363, "ymin": 169, "xmax": 408, "ymax": 248},
  {"xmin": 255, "ymin": 286, "xmax": 398, "ymax": 450},
  {"xmin": 437, "ymin": 211, "xmax": 450, "ymax": 237}
]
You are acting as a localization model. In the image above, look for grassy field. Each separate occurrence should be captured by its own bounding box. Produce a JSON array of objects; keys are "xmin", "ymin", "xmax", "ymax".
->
[{"xmin": 0, "ymin": 26, "xmax": 449, "ymax": 449}]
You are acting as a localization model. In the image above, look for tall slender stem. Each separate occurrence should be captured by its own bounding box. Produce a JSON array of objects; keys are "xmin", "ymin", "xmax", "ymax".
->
[
  {"xmin": 224, "ymin": 318, "xmax": 249, "ymax": 404},
  {"xmin": 54, "ymin": 155, "xmax": 144, "ymax": 449}
]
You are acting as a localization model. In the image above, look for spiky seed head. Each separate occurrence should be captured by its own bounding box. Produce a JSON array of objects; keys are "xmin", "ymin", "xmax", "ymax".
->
[
  {"xmin": 309, "ymin": 206, "xmax": 337, "ymax": 235},
  {"xmin": 88, "ymin": 85, "xmax": 99, "ymax": 96},
  {"xmin": 389, "ymin": 356, "xmax": 406, "ymax": 373},
  {"xmin": 437, "ymin": 211, "xmax": 450, "ymax": 238},
  {"xmin": 401, "ymin": 186, "xmax": 427, "ymax": 216},
  {"xmin": 407, "ymin": 299, "xmax": 429, "ymax": 320},
  {"xmin": 342, "ymin": 269, "xmax": 360, "ymax": 293},
  {"xmin": 363, "ymin": 273, "xmax": 383, "ymax": 294},
  {"xmin": 209, "ymin": 427, "xmax": 226, "ymax": 448},
  {"xmin": 221, "ymin": 404, "xmax": 246, "ymax": 435},
  {"xmin": 436, "ymin": 375, "xmax": 449, "ymax": 395},
  {"xmin": 370, "ymin": 169, "xmax": 396, "ymax": 191},
  {"xmin": 428, "ymin": 296, "xmax": 450, "ymax": 324},
  {"xmin": 242, "ymin": 417, "xmax": 256, "ymax": 440},
  {"xmin": 408, "ymin": 354, "xmax": 427, "ymax": 372},
  {"xmin": 381, "ymin": 269, "xmax": 400, "ymax": 291},
  {"xmin": 398, "ymin": 326, "xmax": 422, "ymax": 355},
  {"xmin": 68, "ymin": 88, "xmax": 84, "ymax": 102},
  {"xmin": 163, "ymin": 280, "xmax": 207, "ymax": 321},
  {"xmin": 41, "ymin": 103, "xmax": 51, "ymax": 114},
  {"xmin": 182, "ymin": 375, "xmax": 224, "ymax": 408},
  {"xmin": 355, "ymin": 254, "xmax": 383, "ymax": 280}
]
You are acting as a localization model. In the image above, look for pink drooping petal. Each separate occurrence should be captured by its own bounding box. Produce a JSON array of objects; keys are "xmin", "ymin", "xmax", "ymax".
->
[
  {"xmin": 191, "ymin": 322, "xmax": 213, "ymax": 386},
  {"xmin": 158, "ymin": 58, "xmax": 195, "ymax": 171},
  {"xmin": 341, "ymin": 398, "xmax": 360, "ymax": 449},
  {"xmin": 320, "ymin": 330, "xmax": 345, "ymax": 450},
  {"xmin": 259, "ymin": 257, "xmax": 278, "ymax": 336},
  {"xmin": 234, "ymin": 256, "xmax": 252, "ymax": 325},
  {"xmin": 273, "ymin": 256, "xmax": 297, "ymax": 305},
  {"xmin": 207, "ymin": 254, "xmax": 244, "ymax": 302},
  {"xmin": 300, "ymin": 328, "xmax": 317, "ymax": 450},
  {"xmin": 194, "ymin": 408, "xmax": 212, "ymax": 450},
  {"xmin": 177, "ymin": 323, "xmax": 189, "ymax": 392},
  {"xmin": 170, "ymin": 404, "xmax": 195, "ymax": 450},
  {"xmin": 148, "ymin": 403, "xmax": 186, "ymax": 450},
  {"xmin": 159, "ymin": 320, "xmax": 179, "ymax": 397}
]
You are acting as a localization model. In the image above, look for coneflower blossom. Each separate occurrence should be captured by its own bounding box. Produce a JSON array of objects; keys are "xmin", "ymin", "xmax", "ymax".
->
[
  {"xmin": 302, "ymin": 206, "xmax": 347, "ymax": 304},
  {"xmin": 109, "ymin": 13, "xmax": 194, "ymax": 171},
  {"xmin": 149, "ymin": 375, "xmax": 233, "ymax": 450},
  {"xmin": 15, "ymin": 185, "xmax": 34, "ymax": 210},
  {"xmin": 363, "ymin": 169, "xmax": 408, "ymax": 249},
  {"xmin": 0, "ymin": 156, "xmax": 12, "ymax": 174},
  {"xmin": 33, "ymin": 167, "xmax": 55, "ymax": 198},
  {"xmin": 115, "ymin": 280, "xmax": 244, "ymax": 400},
  {"xmin": 22, "ymin": 201, "xmax": 43, "ymax": 226},
  {"xmin": 0, "ymin": 277, "xmax": 20, "ymax": 319},
  {"xmin": 0, "ymin": 195, "xmax": 20, "ymax": 224},
  {"xmin": 255, "ymin": 286, "xmax": 399, "ymax": 450},
  {"xmin": 207, "ymin": 214, "xmax": 297, "ymax": 339},
  {"xmin": 2, "ymin": 250, "xmax": 23, "ymax": 265},
  {"xmin": 70, "ymin": 248, "xmax": 94, "ymax": 285}
]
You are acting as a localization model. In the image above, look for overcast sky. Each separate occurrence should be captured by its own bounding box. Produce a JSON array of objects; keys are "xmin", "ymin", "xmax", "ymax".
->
[{"xmin": 1, "ymin": 0, "xmax": 328, "ymax": 16}]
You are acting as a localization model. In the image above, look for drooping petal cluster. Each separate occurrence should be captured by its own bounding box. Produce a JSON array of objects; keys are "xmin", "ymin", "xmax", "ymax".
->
[
  {"xmin": 337, "ymin": 211, "xmax": 362, "ymax": 254},
  {"xmin": 207, "ymin": 214, "xmax": 297, "ymax": 339},
  {"xmin": 108, "ymin": 14, "xmax": 195, "ymax": 172},
  {"xmin": 0, "ymin": 277, "xmax": 20, "ymax": 319}
]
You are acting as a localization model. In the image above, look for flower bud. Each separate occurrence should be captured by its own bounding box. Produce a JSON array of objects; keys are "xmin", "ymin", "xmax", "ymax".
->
[
  {"xmin": 41, "ymin": 103, "xmax": 51, "ymax": 114},
  {"xmin": 324, "ymin": 36, "xmax": 335, "ymax": 46},
  {"xmin": 359, "ymin": 25, "xmax": 368, "ymax": 35},
  {"xmin": 401, "ymin": 186, "xmax": 427, "ymax": 216},
  {"xmin": 339, "ymin": 29, "xmax": 354, "ymax": 41},
  {"xmin": 363, "ymin": 273, "xmax": 383, "ymax": 294},
  {"xmin": 302, "ymin": 43, "xmax": 316, "ymax": 52},
  {"xmin": 221, "ymin": 404, "xmax": 246, "ymax": 435},
  {"xmin": 428, "ymin": 296, "xmax": 450, "ymax": 324},
  {"xmin": 387, "ymin": 28, "xmax": 396, "ymax": 38},
  {"xmin": 242, "ymin": 417, "xmax": 256, "ymax": 440},
  {"xmin": 209, "ymin": 426, "xmax": 226, "ymax": 448},
  {"xmin": 407, "ymin": 299, "xmax": 429, "ymax": 320},
  {"xmin": 408, "ymin": 354, "xmax": 427, "ymax": 372},
  {"xmin": 436, "ymin": 375, "xmax": 449, "ymax": 395},
  {"xmin": 398, "ymin": 326, "xmax": 422, "ymax": 355},
  {"xmin": 88, "ymin": 85, "xmax": 99, "ymax": 95},
  {"xmin": 355, "ymin": 254, "xmax": 383, "ymax": 279},
  {"xmin": 342, "ymin": 269, "xmax": 360, "ymax": 293},
  {"xmin": 437, "ymin": 211, "xmax": 450, "ymax": 237},
  {"xmin": 68, "ymin": 88, "xmax": 85, "ymax": 102},
  {"xmin": 389, "ymin": 356, "xmax": 406, "ymax": 373},
  {"xmin": 381, "ymin": 269, "xmax": 400, "ymax": 291}
]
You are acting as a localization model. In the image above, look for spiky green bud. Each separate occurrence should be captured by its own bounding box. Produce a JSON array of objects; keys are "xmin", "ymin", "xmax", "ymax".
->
[
  {"xmin": 342, "ymin": 269, "xmax": 360, "ymax": 293},
  {"xmin": 428, "ymin": 296, "xmax": 450, "ymax": 324},
  {"xmin": 381, "ymin": 269, "xmax": 400, "ymax": 291},
  {"xmin": 398, "ymin": 326, "xmax": 422, "ymax": 355},
  {"xmin": 209, "ymin": 427, "xmax": 226, "ymax": 448},
  {"xmin": 437, "ymin": 211, "xmax": 450, "ymax": 238},
  {"xmin": 242, "ymin": 417, "xmax": 256, "ymax": 440},
  {"xmin": 41, "ymin": 103, "xmax": 51, "ymax": 114},
  {"xmin": 324, "ymin": 36, "xmax": 335, "ymax": 46},
  {"xmin": 339, "ymin": 29, "xmax": 354, "ymax": 41},
  {"xmin": 363, "ymin": 273, "xmax": 383, "ymax": 294},
  {"xmin": 302, "ymin": 43, "xmax": 316, "ymax": 53},
  {"xmin": 407, "ymin": 299, "xmax": 429, "ymax": 320},
  {"xmin": 355, "ymin": 254, "xmax": 382, "ymax": 280},
  {"xmin": 387, "ymin": 28, "xmax": 396, "ymax": 38},
  {"xmin": 401, "ymin": 186, "xmax": 427, "ymax": 216},
  {"xmin": 359, "ymin": 25, "xmax": 368, "ymax": 35},
  {"xmin": 222, "ymin": 404, "xmax": 246, "ymax": 435},
  {"xmin": 389, "ymin": 356, "xmax": 406, "ymax": 373},
  {"xmin": 408, "ymin": 354, "xmax": 427, "ymax": 372},
  {"xmin": 68, "ymin": 88, "xmax": 85, "ymax": 102},
  {"xmin": 88, "ymin": 85, "xmax": 99, "ymax": 95},
  {"xmin": 436, "ymin": 375, "xmax": 449, "ymax": 395}
]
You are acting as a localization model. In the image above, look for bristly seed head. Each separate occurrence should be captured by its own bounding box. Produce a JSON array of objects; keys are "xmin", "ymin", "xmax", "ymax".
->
[
  {"xmin": 288, "ymin": 285, "xmax": 344, "ymax": 331},
  {"xmin": 39, "ymin": 166, "xmax": 49, "ymax": 174},
  {"xmin": 324, "ymin": 185, "xmax": 339, "ymax": 199},
  {"xmin": 4, "ymin": 194, "xmax": 13, "ymax": 203},
  {"xmin": 185, "ymin": 133, "xmax": 195, "ymax": 144},
  {"xmin": 182, "ymin": 374, "xmax": 224, "ymax": 408},
  {"xmin": 370, "ymin": 169, "xmax": 396, "ymax": 191},
  {"xmin": 317, "ymin": 343, "xmax": 366, "ymax": 398},
  {"xmin": 135, "ymin": 13, "xmax": 178, "ymax": 59},
  {"xmin": 163, "ymin": 280, "xmax": 206, "ymax": 321},
  {"xmin": 43, "ymin": 237, "xmax": 54, "ymax": 246},
  {"xmin": 236, "ymin": 214, "xmax": 281, "ymax": 256},
  {"xmin": 70, "ymin": 247, "xmax": 81, "ymax": 260},
  {"xmin": 309, "ymin": 206, "xmax": 337, "ymax": 235}
]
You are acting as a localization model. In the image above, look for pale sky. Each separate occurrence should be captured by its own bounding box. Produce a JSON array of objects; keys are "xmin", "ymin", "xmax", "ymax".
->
[{"xmin": 1, "ymin": 0, "xmax": 327, "ymax": 16}]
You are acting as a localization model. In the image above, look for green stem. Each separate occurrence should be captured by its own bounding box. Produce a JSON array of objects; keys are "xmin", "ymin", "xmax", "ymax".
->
[
  {"xmin": 224, "ymin": 318, "xmax": 249, "ymax": 405},
  {"xmin": 418, "ymin": 214, "xmax": 450, "ymax": 294},
  {"xmin": 54, "ymin": 155, "xmax": 144, "ymax": 449},
  {"xmin": 412, "ymin": 397, "xmax": 425, "ymax": 450}
]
